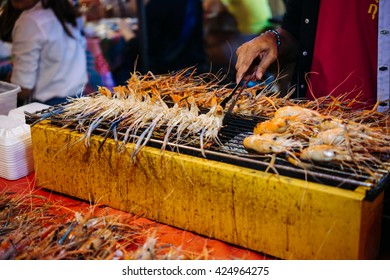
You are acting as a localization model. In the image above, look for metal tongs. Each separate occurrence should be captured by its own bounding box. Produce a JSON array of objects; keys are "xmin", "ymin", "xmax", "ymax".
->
[{"xmin": 220, "ymin": 74, "xmax": 254, "ymax": 126}]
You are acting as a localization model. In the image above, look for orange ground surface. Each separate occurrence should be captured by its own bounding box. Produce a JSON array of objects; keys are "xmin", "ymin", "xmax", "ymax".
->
[{"xmin": 0, "ymin": 173, "xmax": 275, "ymax": 260}]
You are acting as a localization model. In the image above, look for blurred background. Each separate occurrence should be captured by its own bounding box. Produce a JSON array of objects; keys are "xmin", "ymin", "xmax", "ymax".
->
[{"xmin": 0, "ymin": 0, "xmax": 287, "ymax": 92}]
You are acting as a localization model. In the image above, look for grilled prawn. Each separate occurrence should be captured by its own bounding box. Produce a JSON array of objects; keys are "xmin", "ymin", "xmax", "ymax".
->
[{"xmin": 243, "ymin": 133, "xmax": 302, "ymax": 154}]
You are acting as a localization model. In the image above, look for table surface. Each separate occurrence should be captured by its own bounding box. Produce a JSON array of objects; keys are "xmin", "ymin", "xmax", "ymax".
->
[
  {"xmin": 0, "ymin": 173, "xmax": 272, "ymax": 260},
  {"xmin": 1, "ymin": 173, "xmax": 389, "ymax": 260}
]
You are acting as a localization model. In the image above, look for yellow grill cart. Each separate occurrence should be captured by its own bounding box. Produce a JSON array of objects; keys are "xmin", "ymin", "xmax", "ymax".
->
[{"xmin": 30, "ymin": 122, "xmax": 386, "ymax": 260}]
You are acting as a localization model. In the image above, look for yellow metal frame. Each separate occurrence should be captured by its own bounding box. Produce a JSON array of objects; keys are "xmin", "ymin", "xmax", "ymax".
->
[{"xmin": 31, "ymin": 123, "xmax": 383, "ymax": 259}]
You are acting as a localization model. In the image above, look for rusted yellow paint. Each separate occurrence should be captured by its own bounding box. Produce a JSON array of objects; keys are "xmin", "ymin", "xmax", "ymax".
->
[{"xmin": 31, "ymin": 122, "xmax": 383, "ymax": 259}]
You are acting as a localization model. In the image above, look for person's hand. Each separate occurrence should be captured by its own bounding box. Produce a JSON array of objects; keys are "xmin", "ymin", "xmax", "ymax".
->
[
  {"xmin": 118, "ymin": 19, "xmax": 136, "ymax": 42},
  {"xmin": 235, "ymin": 31, "xmax": 279, "ymax": 83}
]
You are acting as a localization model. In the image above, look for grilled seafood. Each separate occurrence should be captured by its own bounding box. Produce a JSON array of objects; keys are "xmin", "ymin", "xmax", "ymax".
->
[
  {"xmin": 246, "ymin": 102, "xmax": 389, "ymax": 171},
  {"xmin": 253, "ymin": 106, "xmax": 324, "ymax": 136},
  {"xmin": 253, "ymin": 117, "xmax": 290, "ymax": 135},
  {"xmin": 309, "ymin": 127, "xmax": 346, "ymax": 146},
  {"xmin": 318, "ymin": 118, "xmax": 345, "ymax": 131},
  {"xmin": 36, "ymin": 76, "xmax": 228, "ymax": 161},
  {"xmin": 300, "ymin": 145, "xmax": 352, "ymax": 162},
  {"xmin": 274, "ymin": 106, "xmax": 322, "ymax": 122},
  {"xmin": 25, "ymin": 68, "xmax": 389, "ymax": 172},
  {"xmin": 243, "ymin": 133, "xmax": 302, "ymax": 154}
]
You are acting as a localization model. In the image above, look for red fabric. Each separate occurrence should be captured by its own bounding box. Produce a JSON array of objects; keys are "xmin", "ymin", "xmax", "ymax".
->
[{"xmin": 308, "ymin": 0, "xmax": 378, "ymax": 108}]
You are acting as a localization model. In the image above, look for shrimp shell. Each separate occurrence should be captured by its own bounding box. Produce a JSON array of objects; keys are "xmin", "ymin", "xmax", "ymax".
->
[
  {"xmin": 243, "ymin": 133, "xmax": 302, "ymax": 154},
  {"xmin": 300, "ymin": 145, "xmax": 352, "ymax": 162}
]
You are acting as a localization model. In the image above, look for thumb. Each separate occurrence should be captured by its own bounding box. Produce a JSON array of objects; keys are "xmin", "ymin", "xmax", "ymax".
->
[
  {"xmin": 255, "ymin": 66, "xmax": 264, "ymax": 81},
  {"xmin": 255, "ymin": 52, "xmax": 276, "ymax": 81},
  {"xmin": 236, "ymin": 72, "xmax": 243, "ymax": 84}
]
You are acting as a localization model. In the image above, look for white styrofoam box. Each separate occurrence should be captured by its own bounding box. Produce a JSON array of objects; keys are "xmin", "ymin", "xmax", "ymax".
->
[
  {"xmin": 0, "ymin": 141, "xmax": 33, "ymax": 162},
  {"xmin": 0, "ymin": 115, "xmax": 31, "ymax": 146},
  {"xmin": 0, "ymin": 81, "xmax": 21, "ymax": 115},
  {"xmin": 0, "ymin": 155, "xmax": 34, "ymax": 180},
  {"xmin": 0, "ymin": 114, "xmax": 25, "ymax": 131},
  {"xmin": 8, "ymin": 102, "xmax": 50, "ymax": 123},
  {"xmin": 0, "ymin": 115, "xmax": 34, "ymax": 180}
]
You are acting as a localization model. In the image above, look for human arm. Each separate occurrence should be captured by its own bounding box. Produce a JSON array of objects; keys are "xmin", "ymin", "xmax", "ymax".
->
[
  {"xmin": 235, "ymin": 0, "xmax": 303, "ymax": 83},
  {"xmin": 235, "ymin": 27, "xmax": 299, "ymax": 83},
  {"xmin": 118, "ymin": 19, "xmax": 136, "ymax": 42},
  {"xmin": 10, "ymin": 17, "xmax": 42, "ymax": 104}
]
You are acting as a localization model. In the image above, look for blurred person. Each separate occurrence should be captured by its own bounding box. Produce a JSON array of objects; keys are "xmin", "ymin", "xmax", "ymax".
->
[
  {"xmin": 267, "ymin": 0, "xmax": 286, "ymax": 26},
  {"xmin": 212, "ymin": 0, "xmax": 273, "ymax": 35},
  {"xmin": 235, "ymin": 0, "xmax": 389, "ymax": 112},
  {"xmin": 203, "ymin": 0, "xmax": 273, "ymax": 81},
  {"xmin": 0, "ymin": 0, "xmax": 88, "ymax": 106},
  {"xmin": 0, "ymin": 40, "xmax": 11, "ymax": 59},
  {"xmin": 0, "ymin": 40, "xmax": 12, "ymax": 81},
  {"xmin": 114, "ymin": 0, "xmax": 206, "ymax": 84}
]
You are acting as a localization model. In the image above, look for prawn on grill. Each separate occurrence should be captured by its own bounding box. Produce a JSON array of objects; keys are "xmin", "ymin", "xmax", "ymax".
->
[
  {"xmin": 309, "ymin": 127, "xmax": 347, "ymax": 146},
  {"xmin": 253, "ymin": 106, "xmax": 323, "ymax": 137},
  {"xmin": 253, "ymin": 117, "xmax": 290, "ymax": 135},
  {"xmin": 244, "ymin": 101, "xmax": 390, "ymax": 174},
  {"xmin": 243, "ymin": 133, "xmax": 303, "ymax": 155},
  {"xmin": 243, "ymin": 133, "xmax": 304, "ymax": 174},
  {"xmin": 299, "ymin": 144, "xmax": 383, "ymax": 168},
  {"xmin": 273, "ymin": 105, "xmax": 322, "ymax": 122},
  {"xmin": 300, "ymin": 145, "xmax": 353, "ymax": 163}
]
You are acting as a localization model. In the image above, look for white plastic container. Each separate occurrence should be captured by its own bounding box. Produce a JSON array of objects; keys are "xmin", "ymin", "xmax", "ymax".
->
[
  {"xmin": 0, "ymin": 81, "xmax": 21, "ymax": 115},
  {"xmin": 0, "ymin": 115, "xmax": 34, "ymax": 180},
  {"xmin": 8, "ymin": 102, "xmax": 50, "ymax": 123},
  {"xmin": 0, "ymin": 155, "xmax": 34, "ymax": 180}
]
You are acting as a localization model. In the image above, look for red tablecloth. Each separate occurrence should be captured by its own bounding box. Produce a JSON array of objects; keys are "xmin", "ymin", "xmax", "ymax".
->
[{"xmin": 0, "ymin": 173, "xmax": 272, "ymax": 260}]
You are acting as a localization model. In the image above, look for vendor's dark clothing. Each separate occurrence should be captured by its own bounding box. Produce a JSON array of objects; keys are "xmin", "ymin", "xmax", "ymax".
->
[
  {"xmin": 281, "ymin": 0, "xmax": 320, "ymax": 98},
  {"xmin": 115, "ymin": 0, "xmax": 206, "ymax": 84}
]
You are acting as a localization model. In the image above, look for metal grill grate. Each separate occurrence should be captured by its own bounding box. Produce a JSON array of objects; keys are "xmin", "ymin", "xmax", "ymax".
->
[{"xmin": 26, "ymin": 106, "xmax": 390, "ymax": 201}]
